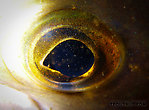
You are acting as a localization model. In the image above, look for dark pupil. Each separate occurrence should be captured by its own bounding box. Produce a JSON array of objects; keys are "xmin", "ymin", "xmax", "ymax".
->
[{"xmin": 43, "ymin": 40, "xmax": 94, "ymax": 78}]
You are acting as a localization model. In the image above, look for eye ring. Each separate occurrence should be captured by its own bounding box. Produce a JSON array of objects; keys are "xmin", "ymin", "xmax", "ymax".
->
[{"xmin": 24, "ymin": 9, "xmax": 125, "ymax": 92}]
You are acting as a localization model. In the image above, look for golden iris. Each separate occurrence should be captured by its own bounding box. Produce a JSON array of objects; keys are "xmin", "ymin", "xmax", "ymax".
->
[{"xmin": 24, "ymin": 9, "xmax": 125, "ymax": 92}]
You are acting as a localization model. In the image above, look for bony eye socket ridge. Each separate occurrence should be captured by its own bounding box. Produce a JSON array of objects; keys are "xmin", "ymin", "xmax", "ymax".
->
[{"xmin": 25, "ymin": 9, "xmax": 125, "ymax": 92}]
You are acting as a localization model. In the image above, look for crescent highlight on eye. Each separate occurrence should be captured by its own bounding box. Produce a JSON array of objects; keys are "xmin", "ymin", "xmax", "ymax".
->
[{"xmin": 21, "ymin": 9, "xmax": 125, "ymax": 92}]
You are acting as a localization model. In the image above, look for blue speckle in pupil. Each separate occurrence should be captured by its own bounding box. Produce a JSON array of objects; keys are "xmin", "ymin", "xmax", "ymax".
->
[{"xmin": 43, "ymin": 28, "xmax": 94, "ymax": 78}]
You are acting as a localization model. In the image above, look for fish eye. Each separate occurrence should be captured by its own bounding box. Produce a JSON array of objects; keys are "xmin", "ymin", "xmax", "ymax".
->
[
  {"xmin": 0, "ymin": 1, "xmax": 148, "ymax": 110},
  {"xmin": 18, "ymin": 9, "xmax": 125, "ymax": 92}
]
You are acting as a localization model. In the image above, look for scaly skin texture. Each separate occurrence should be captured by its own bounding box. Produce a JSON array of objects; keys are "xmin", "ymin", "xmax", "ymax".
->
[{"xmin": 0, "ymin": 0, "xmax": 148, "ymax": 110}]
